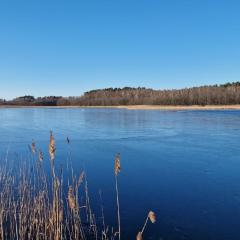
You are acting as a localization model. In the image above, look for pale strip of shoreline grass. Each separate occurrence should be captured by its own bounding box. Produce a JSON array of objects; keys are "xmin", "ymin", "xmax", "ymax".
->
[{"xmin": 1, "ymin": 104, "xmax": 240, "ymax": 110}]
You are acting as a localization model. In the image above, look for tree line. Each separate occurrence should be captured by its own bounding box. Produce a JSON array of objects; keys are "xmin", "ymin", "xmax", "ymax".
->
[{"xmin": 2, "ymin": 82, "xmax": 240, "ymax": 106}]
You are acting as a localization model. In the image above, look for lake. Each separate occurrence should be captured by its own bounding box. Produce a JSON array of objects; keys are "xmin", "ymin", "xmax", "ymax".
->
[{"xmin": 1, "ymin": 108, "xmax": 240, "ymax": 240}]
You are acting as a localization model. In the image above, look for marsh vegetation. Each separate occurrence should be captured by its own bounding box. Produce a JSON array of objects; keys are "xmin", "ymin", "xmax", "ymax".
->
[{"xmin": 0, "ymin": 132, "xmax": 156, "ymax": 240}]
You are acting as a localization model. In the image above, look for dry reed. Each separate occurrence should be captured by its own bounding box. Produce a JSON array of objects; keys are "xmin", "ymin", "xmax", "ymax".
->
[
  {"xmin": 49, "ymin": 131, "xmax": 56, "ymax": 162},
  {"xmin": 68, "ymin": 186, "xmax": 76, "ymax": 210},
  {"xmin": 136, "ymin": 210, "xmax": 157, "ymax": 240},
  {"xmin": 0, "ymin": 135, "xmax": 157, "ymax": 240},
  {"xmin": 114, "ymin": 153, "xmax": 121, "ymax": 240}
]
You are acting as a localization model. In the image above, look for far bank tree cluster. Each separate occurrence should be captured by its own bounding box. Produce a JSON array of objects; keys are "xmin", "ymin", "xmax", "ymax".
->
[{"xmin": 1, "ymin": 82, "xmax": 240, "ymax": 106}]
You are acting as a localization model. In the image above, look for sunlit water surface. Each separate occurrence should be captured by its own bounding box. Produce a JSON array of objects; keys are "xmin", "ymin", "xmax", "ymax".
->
[{"xmin": 1, "ymin": 108, "xmax": 240, "ymax": 240}]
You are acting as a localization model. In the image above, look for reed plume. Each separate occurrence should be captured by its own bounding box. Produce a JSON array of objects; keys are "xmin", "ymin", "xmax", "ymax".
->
[
  {"xmin": 114, "ymin": 153, "xmax": 121, "ymax": 240},
  {"xmin": 136, "ymin": 210, "xmax": 157, "ymax": 240},
  {"xmin": 114, "ymin": 153, "xmax": 121, "ymax": 175},
  {"xmin": 49, "ymin": 131, "xmax": 56, "ymax": 162},
  {"xmin": 148, "ymin": 211, "xmax": 156, "ymax": 223},
  {"xmin": 68, "ymin": 186, "xmax": 76, "ymax": 210}
]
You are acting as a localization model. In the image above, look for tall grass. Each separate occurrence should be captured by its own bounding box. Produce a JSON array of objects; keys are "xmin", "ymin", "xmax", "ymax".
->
[
  {"xmin": 114, "ymin": 153, "xmax": 121, "ymax": 240},
  {"xmin": 0, "ymin": 132, "xmax": 156, "ymax": 240}
]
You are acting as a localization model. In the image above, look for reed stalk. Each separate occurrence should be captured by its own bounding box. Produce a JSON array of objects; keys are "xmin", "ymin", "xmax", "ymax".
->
[
  {"xmin": 0, "ymin": 135, "xmax": 156, "ymax": 240},
  {"xmin": 114, "ymin": 153, "xmax": 121, "ymax": 240}
]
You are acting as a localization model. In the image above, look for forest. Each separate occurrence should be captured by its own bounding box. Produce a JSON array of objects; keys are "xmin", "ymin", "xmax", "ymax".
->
[{"xmin": 1, "ymin": 82, "xmax": 240, "ymax": 106}]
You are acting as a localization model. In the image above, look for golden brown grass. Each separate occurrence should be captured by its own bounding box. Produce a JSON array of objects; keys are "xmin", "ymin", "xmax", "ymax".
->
[{"xmin": 0, "ymin": 132, "xmax": 156, "ymax": 240}]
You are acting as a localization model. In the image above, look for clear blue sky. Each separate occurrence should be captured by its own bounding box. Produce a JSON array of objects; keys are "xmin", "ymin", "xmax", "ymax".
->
[{"xmin": 0, "ymin": 0, "xmax": 239, "ymax": 99}]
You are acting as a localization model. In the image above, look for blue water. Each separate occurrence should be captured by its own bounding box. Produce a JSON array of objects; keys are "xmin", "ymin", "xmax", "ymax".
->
[{"xmin": 1, "ymin": 108, "xmax": 240, "ymax": 240}]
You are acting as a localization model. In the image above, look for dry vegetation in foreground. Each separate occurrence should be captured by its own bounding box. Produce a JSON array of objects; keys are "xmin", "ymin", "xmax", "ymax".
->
[{"xmin": 0, "ymin": 132, "xmax": 156, "ymax": 240}]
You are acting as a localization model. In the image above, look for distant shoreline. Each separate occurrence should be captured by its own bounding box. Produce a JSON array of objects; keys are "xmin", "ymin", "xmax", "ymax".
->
[{"xmin": 1, "ymin": 105, "xmax": 240, "ymax": 110}]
